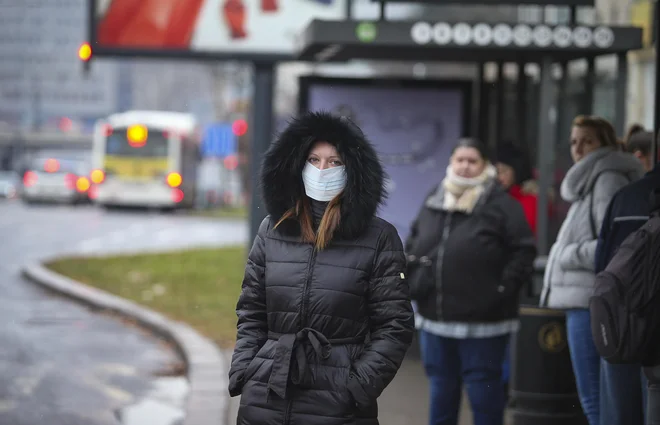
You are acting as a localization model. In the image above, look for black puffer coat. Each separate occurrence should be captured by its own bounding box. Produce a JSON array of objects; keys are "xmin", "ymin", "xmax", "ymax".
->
[
  {"xmin": 228, "ymin": 112, "xmax": 414, "ymax": 425},
  {"xmin": 406, "ymin": 181, "xmax": 536, "ymax": 322}
]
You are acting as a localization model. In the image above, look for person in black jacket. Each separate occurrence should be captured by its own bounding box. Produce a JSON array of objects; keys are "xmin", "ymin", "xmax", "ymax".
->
[
  {"xmin": 228, "ymin": 111, "xmax": 415, "ymax": 425},
  {"xmin": 406, "ymin": 138, "xmax": 536, "ymax": 425},
  {"xmin": 593, "ymin": 161, "xmax": 660, "ymax": 425}
]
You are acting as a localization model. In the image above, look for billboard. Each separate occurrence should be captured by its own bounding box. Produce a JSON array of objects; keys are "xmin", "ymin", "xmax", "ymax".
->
[
  {"xmin": 300, "ymin": 78, "xmax": 470, "ymax": 242},
  {"xmin": 368, "ymin": 0, "xmax": 594, "ymax": 4},
  {"xmin": 92, "ymin": 0, "xmax": 345, "ymax": 58}
]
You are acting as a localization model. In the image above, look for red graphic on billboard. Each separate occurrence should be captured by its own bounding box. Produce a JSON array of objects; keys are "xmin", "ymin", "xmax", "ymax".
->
[
  {"xmin": 223, "ymin": 0, "xmax": 247, "ymax": 39},
  {"xmin": 97, "ymin": 0, "xmax": 205, "ymax": 48},
  {"xmin": 262, "ymin": 0, "xmax": 278, "ymax": 12},
  {"xmin": 93, "ymin": 0, "xmax": 341, "ymax": 53}
]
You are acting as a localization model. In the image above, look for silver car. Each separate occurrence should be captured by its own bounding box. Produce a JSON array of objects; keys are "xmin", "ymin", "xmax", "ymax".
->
[
  {"xmin": 0, "ymin": 171, "xmax": 19, "ymax": 199},
  {"xmin": 22, "ymin": 156, "xmax": 91, "ymax": 204}
]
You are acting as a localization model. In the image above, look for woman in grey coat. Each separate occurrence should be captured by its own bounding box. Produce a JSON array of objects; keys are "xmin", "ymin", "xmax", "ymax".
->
[{"xmin": 541, "ymin": 115, "xmax": 644, "ymax": 425}]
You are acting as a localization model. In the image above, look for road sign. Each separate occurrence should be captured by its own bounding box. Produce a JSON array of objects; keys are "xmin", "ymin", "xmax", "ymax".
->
[{"xmin": 201, "ymin": 124, "xmax": 236, "ymax": 157}]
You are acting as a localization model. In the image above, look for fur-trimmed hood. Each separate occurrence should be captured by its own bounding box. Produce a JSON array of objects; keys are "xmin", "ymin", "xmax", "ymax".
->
[{"xmin": 260, "ymin": 111, "xmax": 386, "ymax": 239}]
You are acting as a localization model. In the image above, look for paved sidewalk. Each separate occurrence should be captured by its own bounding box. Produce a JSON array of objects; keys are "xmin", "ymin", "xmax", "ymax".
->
[
  {"xmin": 379, "ymin": 356, "xmax": 513, "ymax": 425},
  {"xmin": 228, "ymin": 353, "xmax": 513, "ymax": 425}
]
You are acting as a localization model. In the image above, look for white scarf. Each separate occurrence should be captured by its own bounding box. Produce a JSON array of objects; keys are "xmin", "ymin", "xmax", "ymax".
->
[{"xmin": 441, "ymin": 164, "xmax": 496, "ymax": 213}]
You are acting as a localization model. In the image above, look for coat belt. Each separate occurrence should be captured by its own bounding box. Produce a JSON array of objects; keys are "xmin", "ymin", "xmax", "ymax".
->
[{"xmin": 266, "ymin": 329, "xmax": 363, "ymax": 400}]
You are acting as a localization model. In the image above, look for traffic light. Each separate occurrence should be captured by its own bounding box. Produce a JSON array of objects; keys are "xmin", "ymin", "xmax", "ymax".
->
[
  {"xmin": 78, "ymin": 42, "xmax": 92, "ymax": 77},
  {"xmin": 232, "ymin": 119, "xmax": 248, "ymax": 136}
]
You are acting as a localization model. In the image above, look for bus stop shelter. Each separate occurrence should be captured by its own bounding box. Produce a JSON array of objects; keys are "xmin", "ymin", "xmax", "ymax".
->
[{"xmin": 295, "ymin": 3, "xmax": 643, "ymax": 255}]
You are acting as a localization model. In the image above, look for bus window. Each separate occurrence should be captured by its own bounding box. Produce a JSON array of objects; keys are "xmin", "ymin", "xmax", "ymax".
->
[{"xmin": 106, "ymin": 128, "xmax": 169, "ymax": 157}]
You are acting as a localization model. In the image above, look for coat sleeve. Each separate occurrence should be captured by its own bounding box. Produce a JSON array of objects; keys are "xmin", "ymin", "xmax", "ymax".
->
[
  {"xmin": 559, "ymin": 172, "xmax": 630, "ymax": 271},
  {"xmin": 347, "ymin": 223, "xmax": 415, "ymax": 408},
  {"xmin": 500, "ymin": 198, "xmax": 537, "ymax": 295},
  {"xmin": 227, "ymin": 216, "xmax": 270, "ymax": 397}
]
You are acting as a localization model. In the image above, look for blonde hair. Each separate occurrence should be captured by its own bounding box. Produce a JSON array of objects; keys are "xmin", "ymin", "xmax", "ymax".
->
[
  {"xmin": 273, "ymin": 195, "xmax": 342, "ymax": 250},
  {"xmin": 572, "ymin": 115, "xmax": 624, "ymax": 151}
]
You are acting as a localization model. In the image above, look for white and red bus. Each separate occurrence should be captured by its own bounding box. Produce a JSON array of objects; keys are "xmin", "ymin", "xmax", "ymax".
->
[{"xmin": 90, "ymin": 110, "xmax": 201, "ymax": 210}]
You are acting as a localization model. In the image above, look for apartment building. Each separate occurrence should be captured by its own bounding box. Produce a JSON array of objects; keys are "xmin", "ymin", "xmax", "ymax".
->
[{"xmin": 0, "ymin": 0, "xmax": 118, "ymax": 132}]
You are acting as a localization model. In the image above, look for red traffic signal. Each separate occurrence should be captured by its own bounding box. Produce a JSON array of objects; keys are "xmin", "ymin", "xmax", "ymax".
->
[
  {"xmin": 78, "ymin": 42, "xmax": 92, "ymax": 62},
  {"xmin": 232, "ymin": 119, "xmax": 248, "ymax": 136},
  {"xmin": 224, "ymin": 154, "xmax": 239, "ymax": 170}
]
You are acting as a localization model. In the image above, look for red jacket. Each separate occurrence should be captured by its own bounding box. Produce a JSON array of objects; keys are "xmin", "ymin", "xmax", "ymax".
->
[{"xmin": 508, "ymin": 184, "xmax": 538, "ymax": 236}]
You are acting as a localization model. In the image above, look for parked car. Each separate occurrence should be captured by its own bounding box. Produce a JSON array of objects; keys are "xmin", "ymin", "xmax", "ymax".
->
[{"xmin": 0, "ymin": 171, "xmax": 19, "ymax": 199}]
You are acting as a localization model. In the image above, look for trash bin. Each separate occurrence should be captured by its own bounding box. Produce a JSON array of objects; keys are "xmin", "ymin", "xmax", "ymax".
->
[
  {"xmin": 645, "ymin": 366, "xmax": 660, "ymax": 425},
  {"xmin": 509, "ymin": 306, "xmax": 587, "ymax": 425}
]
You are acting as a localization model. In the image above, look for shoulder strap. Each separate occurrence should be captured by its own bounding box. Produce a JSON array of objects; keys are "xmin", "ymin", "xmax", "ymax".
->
[{"xmin": 588, "ymin": 174, "xmax": 601, "ymax": 239}]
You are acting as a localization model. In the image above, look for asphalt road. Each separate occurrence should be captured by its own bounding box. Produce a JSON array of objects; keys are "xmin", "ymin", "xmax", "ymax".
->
[{"xmin": 0, "ymin": 199, "xmax": 247, "ymax": 425}]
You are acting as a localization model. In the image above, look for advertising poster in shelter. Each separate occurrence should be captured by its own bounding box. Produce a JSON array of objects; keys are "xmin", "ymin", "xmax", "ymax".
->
[{"xmin": 304, "ymin": 81, "xmax": 467, "ymax": 242}]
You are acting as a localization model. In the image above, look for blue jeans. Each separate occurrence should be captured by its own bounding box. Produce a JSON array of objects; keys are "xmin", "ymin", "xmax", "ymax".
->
[
  {"xmin": 502, "ymin": 337, "xmax": 511, "ymax": 386},
  {"xmin": 600, "ymin": 359, "xmax": 647, "ymax": 425},
  {"xmin": 566, "ymin": 309, "xmax": 600, "ymax": 425},
  {"xmin": 419, "ymin": 330, "xmax": 508, "ymax": 425}
]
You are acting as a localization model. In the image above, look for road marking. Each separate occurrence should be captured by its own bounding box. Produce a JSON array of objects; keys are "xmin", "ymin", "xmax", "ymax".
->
[
  {"xmin": 0, "ymin": 399, "xmax": 16, "ymax": 412},
  {"xmin": 96, "ymin": 363, "xmax": 138, "ymax": 377},
  {"xmin": 82, "ymin": 375, "xmax": 134, "ymax": 403}
]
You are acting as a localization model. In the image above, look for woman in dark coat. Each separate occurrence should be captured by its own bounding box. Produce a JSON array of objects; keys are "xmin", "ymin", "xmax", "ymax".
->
[
  {"xmin": 406, "ymin": 138, "xmax": 536, "ymax": 425},
  {"xmin": 228, "ymin": 111, "xmax": 415, "ymax": 425}
]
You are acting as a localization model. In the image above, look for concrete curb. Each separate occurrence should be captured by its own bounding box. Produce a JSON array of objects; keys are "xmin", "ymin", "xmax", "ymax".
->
[{"xmin": 21, "ymin": 261, "xmax": 230, "ymax": 425}]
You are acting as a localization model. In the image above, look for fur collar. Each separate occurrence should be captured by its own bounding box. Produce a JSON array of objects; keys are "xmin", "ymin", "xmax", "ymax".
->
[{"xmin": 260, "ymin": 111, "xmax": 386, "ymax": 239}]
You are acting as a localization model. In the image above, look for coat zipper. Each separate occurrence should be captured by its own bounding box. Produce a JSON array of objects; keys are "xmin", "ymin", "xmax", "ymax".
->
[
  {"xmin": 283, "ymin": 400, "xmax": 293, "ymax": 425},
  {"xmin": 284, "ymin": 245, "xmax": 317, "ymax": 425},
  {"xmin": 300, "ymin": 246, "xmax": 317, "ymax": 328},
  {"xmin": 434, "ymin": 212, "xmax": 453, "ymax": 319}
]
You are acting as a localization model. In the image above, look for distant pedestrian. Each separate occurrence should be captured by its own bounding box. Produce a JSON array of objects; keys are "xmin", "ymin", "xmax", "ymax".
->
[
  {"xmin": 495, "ymin": 142, "xmax": 538, "ymax": 235},
  {"xmin": 626, "ymin": 130, "xmax": 654, "ymax": 172},
  {"xmin": 406, "ymin": 138, "xmax": 536, "ymax": 425},
  {"xmin": 541, "ymin": 115, "xmax": 644, "ymax": 425},
  {"xmin": 495, "ymin": 142, "xmax": 539, "ymax": 401},
  {"xmin": 228, "ymin": 111, "xmax": 414, "ymax": 425},
  {"xmin": 624, "ymin": 123, "xmax": 644, "ymax": 145},
  {"xmin": 593, "ymin": 153, "xmax": 660, "ymax": 425}
]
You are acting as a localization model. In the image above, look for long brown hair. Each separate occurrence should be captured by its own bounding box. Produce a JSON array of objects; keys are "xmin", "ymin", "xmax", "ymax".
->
[
  {"xmin": 572, "ymin": 115, "xmax": 624, "ymax": 151},
  {"xmin": 273, "ymin": 195, "xmax": 342, "ymax": 250}
]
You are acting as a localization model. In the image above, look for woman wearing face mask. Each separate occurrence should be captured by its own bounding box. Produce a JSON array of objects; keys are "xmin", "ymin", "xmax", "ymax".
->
[
  {"xmin": 540, "ymin": 115, "xmax": 644, "ymax": 425},
  {"xmin": 228, "ymin": 111, "xmax": 414, "ymax": 425},
  {"xmin": 406, "ymin": 138, "xmax": 537, "ymax": 425}
]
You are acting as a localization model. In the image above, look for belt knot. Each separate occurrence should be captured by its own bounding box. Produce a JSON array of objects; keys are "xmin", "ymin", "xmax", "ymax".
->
[{"xmin": 266, "ymin": 328, "xmax": 331, "ymax": 400}]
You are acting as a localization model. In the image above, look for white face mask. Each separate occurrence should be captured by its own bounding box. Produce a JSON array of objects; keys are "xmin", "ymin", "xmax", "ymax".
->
[{"xmin": 302, "ymin": 162, "xmax": 347, "ymax": 202}]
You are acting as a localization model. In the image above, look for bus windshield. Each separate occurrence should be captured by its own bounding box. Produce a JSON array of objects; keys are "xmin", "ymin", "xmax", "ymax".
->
[{"xmin": 105, "ymin": 128, "xmax": 169, "ymax": 157}]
